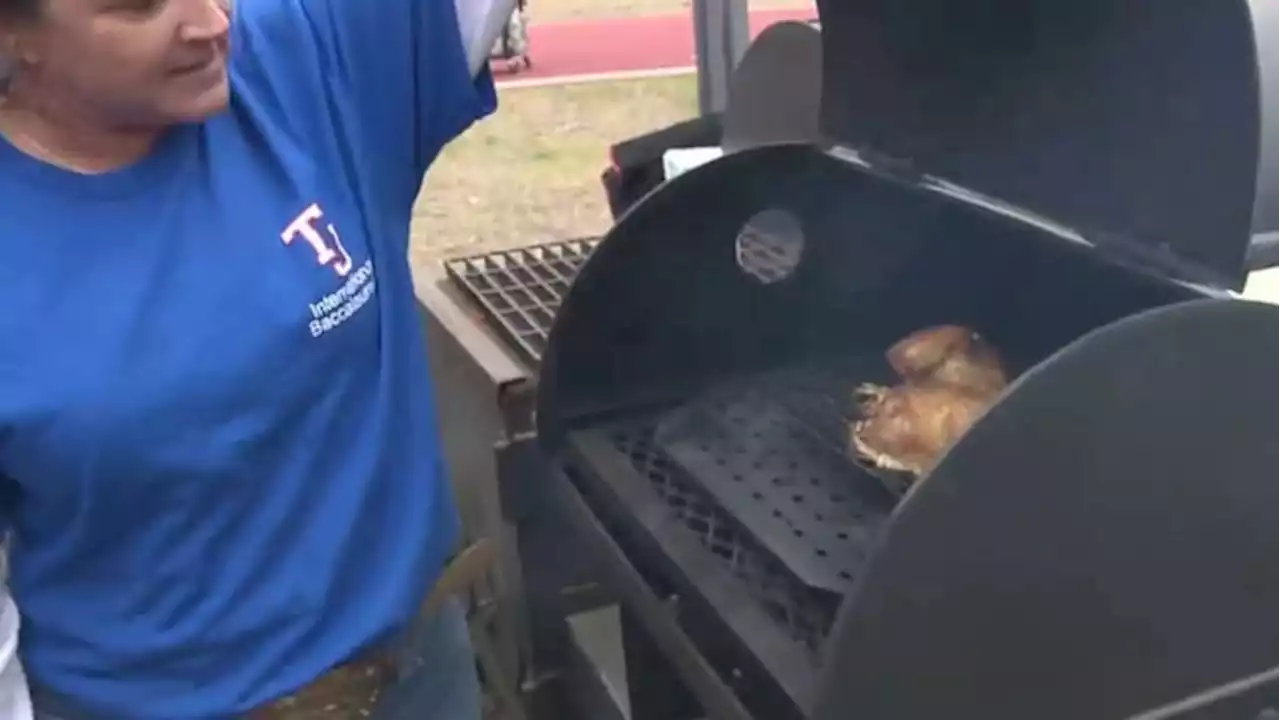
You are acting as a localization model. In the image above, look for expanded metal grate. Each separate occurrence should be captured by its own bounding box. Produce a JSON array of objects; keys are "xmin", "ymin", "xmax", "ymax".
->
[
  {"xmin": 581, "ymin": 358, "xmax": 901, "ymax": 653},
  {"xmin": 445, "ymin": 238, "xmax": 599, "ymax": 364}
]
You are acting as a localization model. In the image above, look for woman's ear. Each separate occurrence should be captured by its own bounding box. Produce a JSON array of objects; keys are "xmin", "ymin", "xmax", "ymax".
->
[
  {"xmin": 8, "ymin": 32, "xmax": 40, "ymax": 68},
  {"xmin": 0, "ymin": 36, "xmax": 14, "ymax": 96},
  {"xmin": 2, "ymin": 31, "xmax": 30, "ymax": 65}
]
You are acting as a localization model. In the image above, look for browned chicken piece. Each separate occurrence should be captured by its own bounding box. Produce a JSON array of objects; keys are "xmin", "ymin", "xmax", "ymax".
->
[
  {"xmin": 851, "ymin": 325, "xmax": 1009, "ymax": 480},
  {"xmin": 851, "ymin": 383, "xmax": 993, "ymax": 477},
  {"xmin": 885, "ymin": 324, "xmax": 1008, "ymax": 395}
]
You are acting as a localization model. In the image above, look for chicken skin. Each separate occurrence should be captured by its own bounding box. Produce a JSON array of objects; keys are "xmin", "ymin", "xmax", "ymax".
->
[{"xmin": 886, "ymin": 324, "xmax": 1007, "ymax": 395}]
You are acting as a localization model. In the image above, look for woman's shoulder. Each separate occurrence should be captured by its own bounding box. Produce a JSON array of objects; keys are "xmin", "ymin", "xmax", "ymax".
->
[
  {"xmin": 217, "ymin": 3, "xmax": 355, "ymax": 173},
  {"xmin": 224, "ymin": 3, "xmax": 331, "ymax": 117}
]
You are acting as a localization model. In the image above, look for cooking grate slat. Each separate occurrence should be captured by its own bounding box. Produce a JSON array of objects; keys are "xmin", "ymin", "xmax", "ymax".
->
[{"xmin": 445, "ymin": 238, "xmax": 599, "ymax": 363}]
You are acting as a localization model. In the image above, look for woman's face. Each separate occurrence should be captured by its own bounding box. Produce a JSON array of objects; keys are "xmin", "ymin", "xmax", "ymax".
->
[{"xmin": 6, "ymin": 0, "xmax": 230, "ymax": 126}]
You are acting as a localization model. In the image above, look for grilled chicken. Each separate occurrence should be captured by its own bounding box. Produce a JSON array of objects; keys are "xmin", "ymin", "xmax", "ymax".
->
[
  {"xmin": 851, "ymin": 382, "xmax": 993, "ymax": 476},
  {"xmin": 886, "ymin": 324, "xmax": 1007, "ymax": 395},
  {"xmin": 851, "ymin": 325, "xmax": 1008, "ymax": 480}
]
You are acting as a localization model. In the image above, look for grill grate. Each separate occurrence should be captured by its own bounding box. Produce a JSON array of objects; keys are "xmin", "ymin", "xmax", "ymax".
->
[
  {"xmin": 585, "ymin": 358, "xmax": 901, "ymax": 653},
  {"xmin": 601, "ymin": 422, "xmax": 839, "ymax": 654},
  {"xmin": 444, "ymin": 238, "xmax": 599, "ymax": 364},
  {"xmin": 654, "ymin": 385, "xmax": 895, "ymax": 595}
]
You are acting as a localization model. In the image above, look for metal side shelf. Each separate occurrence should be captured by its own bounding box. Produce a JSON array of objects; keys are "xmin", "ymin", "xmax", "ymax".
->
[{"xmin": 444, "ymin": 239, "xmax": 599, "ymax": 365}]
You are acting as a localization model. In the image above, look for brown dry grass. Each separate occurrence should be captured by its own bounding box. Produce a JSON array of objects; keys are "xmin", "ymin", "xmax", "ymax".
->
[
  {"xmin": 531, "ymin": 0, "xmax": 812, "ymax": 23},
  {"xmin": 409, "ymin": 74, "xmax": 698, "ymax": 273}
]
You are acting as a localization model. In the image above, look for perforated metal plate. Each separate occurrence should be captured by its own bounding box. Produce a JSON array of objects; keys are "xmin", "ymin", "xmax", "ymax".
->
[
  {"xmin": 766, "ymin": 364, "xmax": 916, "ymax": 497},
  {"xmin": 602, "ymin": 423, "xmax": 838, "ymax": 653},
  {"xmin": 577, "ymin": 357, "xmax": 910, "ymax": 652},
  {"xmin": 654, "ymin": 388, "xmax": 893, "ymax": 593}
]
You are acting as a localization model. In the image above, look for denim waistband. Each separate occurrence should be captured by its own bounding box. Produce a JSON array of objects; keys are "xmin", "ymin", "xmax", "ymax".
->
[{"xmin": 28, "ymin": 599, "xmax": 463, "ymax": 720}]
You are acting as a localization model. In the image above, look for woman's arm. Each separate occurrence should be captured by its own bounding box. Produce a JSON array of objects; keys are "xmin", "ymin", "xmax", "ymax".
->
[{"xmin": 231, "ymin": 0, "xmax": 516, "ymax": 225}]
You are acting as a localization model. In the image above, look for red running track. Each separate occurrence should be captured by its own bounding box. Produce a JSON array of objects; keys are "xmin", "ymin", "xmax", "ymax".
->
[{"xmin": 492, "ymin": 8, "xmax": 816, "ymax": 80}]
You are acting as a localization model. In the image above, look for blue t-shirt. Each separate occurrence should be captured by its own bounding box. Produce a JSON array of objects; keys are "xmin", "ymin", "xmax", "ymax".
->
[{"xmin": 0, "ymin": 0, "xmax": 496, "ymax": 716}]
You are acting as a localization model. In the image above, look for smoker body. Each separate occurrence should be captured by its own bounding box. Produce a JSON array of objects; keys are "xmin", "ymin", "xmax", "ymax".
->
[
  {"xmin": 425, "ymin": 244, "xmax": 677, "ymax": 720},
  {"xmin": 533, "ymin": 0, "xmax": 1278, "ymax": 717}
]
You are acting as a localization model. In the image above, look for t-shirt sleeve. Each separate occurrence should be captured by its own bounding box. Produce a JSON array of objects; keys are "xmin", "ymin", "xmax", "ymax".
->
[{"xmin": 231, "ymin": 0, "xmax": 500, "ymax": 220}]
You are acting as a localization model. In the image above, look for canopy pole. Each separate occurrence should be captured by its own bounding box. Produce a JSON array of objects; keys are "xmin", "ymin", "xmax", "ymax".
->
[{"xmin": 693, "ymin": 0, "xmax": 750, "ymax": 115}]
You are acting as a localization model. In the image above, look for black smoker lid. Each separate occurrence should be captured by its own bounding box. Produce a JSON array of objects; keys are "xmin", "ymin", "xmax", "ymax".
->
[
  {"xmin": 813, "ymin": 0, "xmax": 1274, "ymax": 289},
  {"xmin": 720, "ymin": 20, "xmax": 824, "ymax": 153}
]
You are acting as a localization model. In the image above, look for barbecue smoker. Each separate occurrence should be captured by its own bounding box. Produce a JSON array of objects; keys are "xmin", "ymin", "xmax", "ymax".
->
[{"xmin": 530, "ymin": 0, "xmax": 1279, "ymax": 718}]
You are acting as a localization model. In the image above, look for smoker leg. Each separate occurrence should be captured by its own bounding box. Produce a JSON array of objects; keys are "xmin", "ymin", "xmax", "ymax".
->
[{"xmin": 621, "ymin": 608, "xmax": 703, "ymax": 720}]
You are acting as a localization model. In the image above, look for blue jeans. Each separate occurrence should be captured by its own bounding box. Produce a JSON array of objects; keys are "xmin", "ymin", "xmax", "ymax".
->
[
  {"xmin": 32, "ymin": 598, "xmax": 482, "ymax": 720},
  {"xmin": 372, "ymin": 597, "xmax": 482, "ymax": 720}
]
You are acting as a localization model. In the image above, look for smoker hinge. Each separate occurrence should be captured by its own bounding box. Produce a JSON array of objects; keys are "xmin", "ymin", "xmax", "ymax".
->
[
  {"xmin": 1088, "ymin": 230, "xmax": 1230, "ymax": 290},
  {"xmin": 858, "ymin": 149, "xmax": 927, "ymax": 185},
  {"xmin": 827, "ymin": 145, "xmax": 927, "ymax": 185}
]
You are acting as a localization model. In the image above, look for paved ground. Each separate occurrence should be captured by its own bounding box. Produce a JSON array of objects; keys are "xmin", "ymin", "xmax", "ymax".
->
[{"xmin": 490, "ymin": 8, "xmax": 816, "ymax": 81}]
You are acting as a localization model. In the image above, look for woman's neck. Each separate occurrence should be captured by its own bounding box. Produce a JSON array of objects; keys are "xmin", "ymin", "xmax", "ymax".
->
[{"xmin": 0, "ymin": 100, "xmax": 160, "ymax": 174}]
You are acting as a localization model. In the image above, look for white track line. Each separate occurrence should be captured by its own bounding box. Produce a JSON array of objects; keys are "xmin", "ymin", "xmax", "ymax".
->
[{"xmin": 495, "ymin": 65, "xmax": 696, "ymax": 89}]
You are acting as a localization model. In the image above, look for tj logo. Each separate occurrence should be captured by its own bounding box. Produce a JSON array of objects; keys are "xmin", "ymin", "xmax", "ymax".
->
[{"xmin": 281, "ymin": 203, "xmax": 354, "ymax": 277}]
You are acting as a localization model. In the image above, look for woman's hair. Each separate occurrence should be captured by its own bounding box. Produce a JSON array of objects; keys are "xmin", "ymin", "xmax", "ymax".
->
[
  {"xmin": 0, "ymin": 0, "xmax": 38, "ymax": 96},
  {"xmin": 0, "ymin": 0, "xmax": 40, "ymax": 20}
]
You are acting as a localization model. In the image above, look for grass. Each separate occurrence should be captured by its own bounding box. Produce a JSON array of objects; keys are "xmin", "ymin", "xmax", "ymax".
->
[
  {"xmin": 532, "ymin": 0, "xmax": 813, "ymax": 23},
  {"xmin": 409, "ymin": 74, "xmax": 699, "ymax": 274}
]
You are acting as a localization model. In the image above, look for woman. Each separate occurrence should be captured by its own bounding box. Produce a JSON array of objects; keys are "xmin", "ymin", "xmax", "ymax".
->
[{"xmin": 0, "ymin": 0, "xmax": 514, "ymax": 716}]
